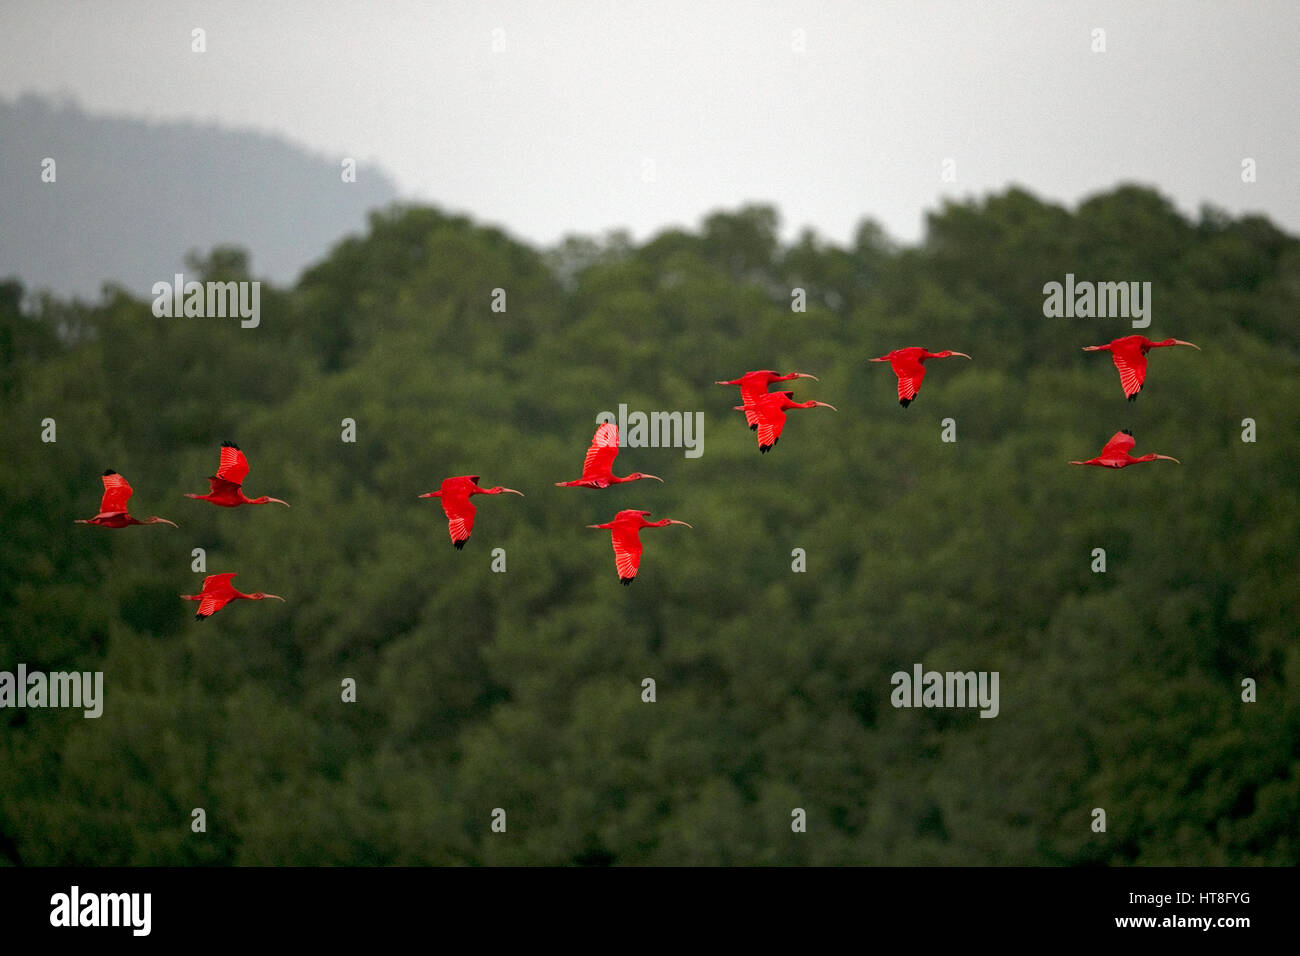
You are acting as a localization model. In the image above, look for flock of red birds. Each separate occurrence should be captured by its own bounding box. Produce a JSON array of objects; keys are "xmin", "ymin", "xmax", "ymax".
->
[{"xmin": 79, "ymin": 334, "xmax": 1198, "ymax": 612}]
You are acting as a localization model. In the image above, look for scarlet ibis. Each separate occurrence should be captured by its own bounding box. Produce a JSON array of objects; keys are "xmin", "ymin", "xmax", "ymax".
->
[
  {"xmin": 181, "ymin": 572, "xmax": 284, "ymax": 621},
  {"xmin": 737, "ymin": 391, "xmax": 836, "ymax": 454},
  {"xmin": 1070, "ymin": 429, "xmax": 1180, "ymax": 468},
  {"xmin": 555, "ymin": 422, "xmax": 662, "ymax": 488},
  {"xmin": 716, "ymin": 370, "xmax": 818, "ymax": 430},
  {"xmin": 419, "ymin": 475, "xmax": 523, "ymax": 549},
  {"xmin": 185, "ymin": 442, "xmax": 289, "ymax": 508},
  {"xmin": 587, "ymin": 509, "xmax": 692, "ymax": 585},
  {"xmin": 75, "ymin": 470, "xmax": 178, "ymax": 528},
  {"xmin": 869, "ymin": 347, "xmax": 971, "ymax": 407},
  {"xmin": 1082, "ymin": 335, "xmax": 1200, "ymax": 401}
]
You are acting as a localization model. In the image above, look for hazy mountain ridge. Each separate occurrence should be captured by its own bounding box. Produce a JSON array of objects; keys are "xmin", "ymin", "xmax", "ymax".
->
[{"xmin": 0, "ymin": 94, "xmax": 398, "ymax": 299}]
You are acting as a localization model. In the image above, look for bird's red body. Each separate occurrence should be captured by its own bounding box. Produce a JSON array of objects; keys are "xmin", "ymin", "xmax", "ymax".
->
[
  {"xmin": 420, "ymin": 475, "xmax": 523, "ymax": 549},
  {"xmin": 186, "ymin": 442, "xmax": 289, "ymax": 508},
  {"xmin": 587, "ymin": 509, "xmax": 691, "ymax": 585},
  {"xmin": 716, "ymin": 370, "xmax": 818, "ymax": 430},
  {"xmin": 555, "ymin": 423, "xmax": 662, "ymax": 488},
  {"xmin": 75, "ymin": 470, "xmax": 177, "ymax": 528},
  {"xmin": 869, "ymin": 347, "xmax": 971, "ymax": 407},
  {"xmin": 736, "ymin": 391, "xmax": 836, "ymax": 453},
  {"xmin": 1070, "ymin": 430, "xmax": 1181, "ymax": 469},
  {"xmin": 1082, "ymin": 335, "xmax": 1200, "ymax": 400},
  {"xmin": 181, "ymin": 572, "xmax": 283, "ymax": 620}
]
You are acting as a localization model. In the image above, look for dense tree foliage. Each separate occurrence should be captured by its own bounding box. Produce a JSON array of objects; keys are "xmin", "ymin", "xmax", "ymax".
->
[{"xmin": 1, "ymin": 186, "xmax": 1296, "ymax": 865}]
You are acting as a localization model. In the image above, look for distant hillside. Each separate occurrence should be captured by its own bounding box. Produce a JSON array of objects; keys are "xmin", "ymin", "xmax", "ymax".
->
[{"xmin": 0, "ymin": 94, "xmax": 398, "ymax": 299}]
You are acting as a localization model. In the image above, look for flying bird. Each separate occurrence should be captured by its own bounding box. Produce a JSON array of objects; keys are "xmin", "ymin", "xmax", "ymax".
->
[
  {"xmin": 181, "ymin": 572, "xmax": 284, "ymax": 621},
  {"xmin": 186, "ymin": 442, "xmax": 289, "ymax": 508},
  {"xmin": 737, "ymin": 391, "xmax": 836, "ymax": 453},
  {"xmin": 716, "ymin": 370, "xmax": 818, "ymax": 430},
  {"xmin": 419, "ymin": 475, "xmax": 523, "ymax": 549},
  {"xmin": 869, "ymin": 347, "xmax": 971, "ymax": 407},
  {"xmin": 75, "ymin": 470, "xmax": 177, "ymax": 528},
  {"xmin": 587, "ymin": 509, "xmax": 691, "ymax": 585},
  {"xmin": 555, "ymin": 422, "xmax": 662, "ymax": 488},
  {"xmin": 1070, "ymin": 430, "xmax": 1180, "ymax": 468},
  {"xmin": 1082, "ymin": 335, "xmax": 1200, "ymax": 400}
]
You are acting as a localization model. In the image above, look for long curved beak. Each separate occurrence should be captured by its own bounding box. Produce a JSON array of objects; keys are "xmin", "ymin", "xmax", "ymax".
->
[
  {"xmin": 1081, "ymin": 345, "xmax": 1105, "ymax": 351},
  {"xmin": 1154, "ymin": 455, "xmax": 1181, "ymax": 463},
  {"xmin": 268, "ymin": 498, "xmax": 290, "ymax": 507},
  {"xmin": 501, "ymin": 488, "xmax": 525, "ymax": 496},
  {"xmin": 666, "ymin": 520, "xmax": 693, "ymax": 528},
  {"xmin": 814, "ymin": 402, "xmax": 837, "ymax": 410},
  {"xmin": 642, "ymin": 474, "xmax": 664, "ymax": 483},
  {"xmin": 793, "ymin": 372, "xmax": 819, "ymax": 381},
  {"xmin": 1173, "ymin": 340, "xmax": 1200, "ymax": 350},
  {"xmin": 418, "ymin": 491, "xmax": 440, "ymax": 498},
  {"xmin": 586, "ymin": 524, "xmax": 604, "ymax": 529},
  {"xmin": 715, "ymin": 380, "xmax": 735, "ymax": 386},
  {"xmin": 1068, "ymin": 461, "xmax": 1085, "ymax": 466},
  {"xmin": 868, "ymin": 356, "xmax": 889, "ymax": 362},
  {"xmin": 951, "ymin": 352, "xmax": 972, "ymax": 360},
  {"xmin": 155, "ymin": 517, "xmax": 179, "ymax": 528},
  {"xmin": 264, "ymin": 594, "xmax": 285, "ymax": 602}
]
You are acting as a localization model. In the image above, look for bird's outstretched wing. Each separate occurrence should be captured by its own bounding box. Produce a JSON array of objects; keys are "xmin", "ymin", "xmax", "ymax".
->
[
  {"xmin": 891, "ymin": 355, "xmax": 927, "ymax": 406},
  {"xmin": 581, "ymin": 423, "xmax": 620, "ymax": 480},
  {"xmin": 610, "ymin": 523, "xmax": 644, "ymax": 584},
  {"xmin": 738, "ymin": 378, "xmax": 770, "ymax": 429},
  {"xmin": 1109, "ymin": 348, "xmax": 1148, "ymax": 400},
  {"xmin": 98, "ymin": 470, "xmax": 133, "ymax": 516},
  {"xmin": 215, "ymin": 442, "xmax": 250, "ymax": 486},
  {"xmin": 195, "ymin": 572, "xmax": 238, "ymax": 619},
  {"xmin": 1099, "ymin": 430, "xmax": 1137, "ymax": 459},
  {"xmin": 440, "ymin": 494, "xmax": 477, "ymax": 549},
  {"xmin": 755, "ymin": 405, "xmax": 787, "ymax": 453}
]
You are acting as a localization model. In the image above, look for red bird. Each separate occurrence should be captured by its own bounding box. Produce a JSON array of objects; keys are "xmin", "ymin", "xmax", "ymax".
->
[
  {"xmin": 419, "ymin": 475, "xmax": 523, "ymax": 549},
  {"xmin": 869, "ymin": 347, "xmax": 971, "ymax": 407},
  {"xmin": 737, "ymin": 391, "xmax": 836, "ymax": 454},
  {"xmin": 555, "ymin": 423, "xmax": 662, "ymax": 488},
  {"xmin": 1070, "ymin": 430, "xmax": 1180, "ymax": 468},
  {"xmin": 587, "ymin": 509, "xmax": 692, "ymax": 585},
  {"xmin": 75, "ymin": 470, "xmax": 177, "ymax": 528},
  {"xmin": 181, "ymin": 572, "xmax": 284, "ymax": 621},
  {"xmin": 716, "ymin": 370, "xmax": 819, "ymax": 430},
  {"xmin": 186, "ymin": 442, "xmax": 289, "ymax": 508},
  {"xmin": 1082, "ymin": 335, "xmax": 1200, "ymax": 401}
]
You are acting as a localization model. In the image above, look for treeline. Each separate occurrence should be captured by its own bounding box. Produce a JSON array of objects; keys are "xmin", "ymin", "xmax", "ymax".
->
[{"xmin": 1, "ymin": 185, "xmax": 1297, "ymax": 864}]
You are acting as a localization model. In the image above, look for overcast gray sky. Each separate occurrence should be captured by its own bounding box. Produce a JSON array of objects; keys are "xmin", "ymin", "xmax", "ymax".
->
[{"xmin": 2, "ymin": 0, "xmax": 1296, "ymax": 248}]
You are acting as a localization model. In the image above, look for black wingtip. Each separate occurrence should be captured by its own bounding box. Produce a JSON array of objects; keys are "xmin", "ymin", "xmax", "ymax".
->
[
  {"xmin": 194, "ymin": 613, "xmax": 207, "ymax": 621},
  {"xmin": 453, "ymin": 539, "xmax": 466, "ymax": 551},
  {"xmin": 221, "ymin": 441, "xmax": 240, "ymax": 449},
  {"xmin": 103, "ymin": 468, "xmax": 117, "ymax": 476},
  {"xmin": 760, "ymin": 445, "xmax": 771, "ymax": 454},
  {"xmin": 750, "ymin": 423, "xmax": 758, "ymax": 431},
  {"xmin": 620, "ymin": 577, "xmax": 634, "ymax": 586},
  {"xmin": 899, "ymin": 398, "xmax": 912, "ymax": 408},
  {"xmin": 1122, "ymin": 428, "xmax": 1134, "ymax": 436}
]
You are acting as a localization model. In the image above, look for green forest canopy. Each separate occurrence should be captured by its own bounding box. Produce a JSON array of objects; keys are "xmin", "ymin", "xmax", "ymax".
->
[{"xmin": 1, "ymin": 184, "xmax": 1297, "ymax": 864}]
